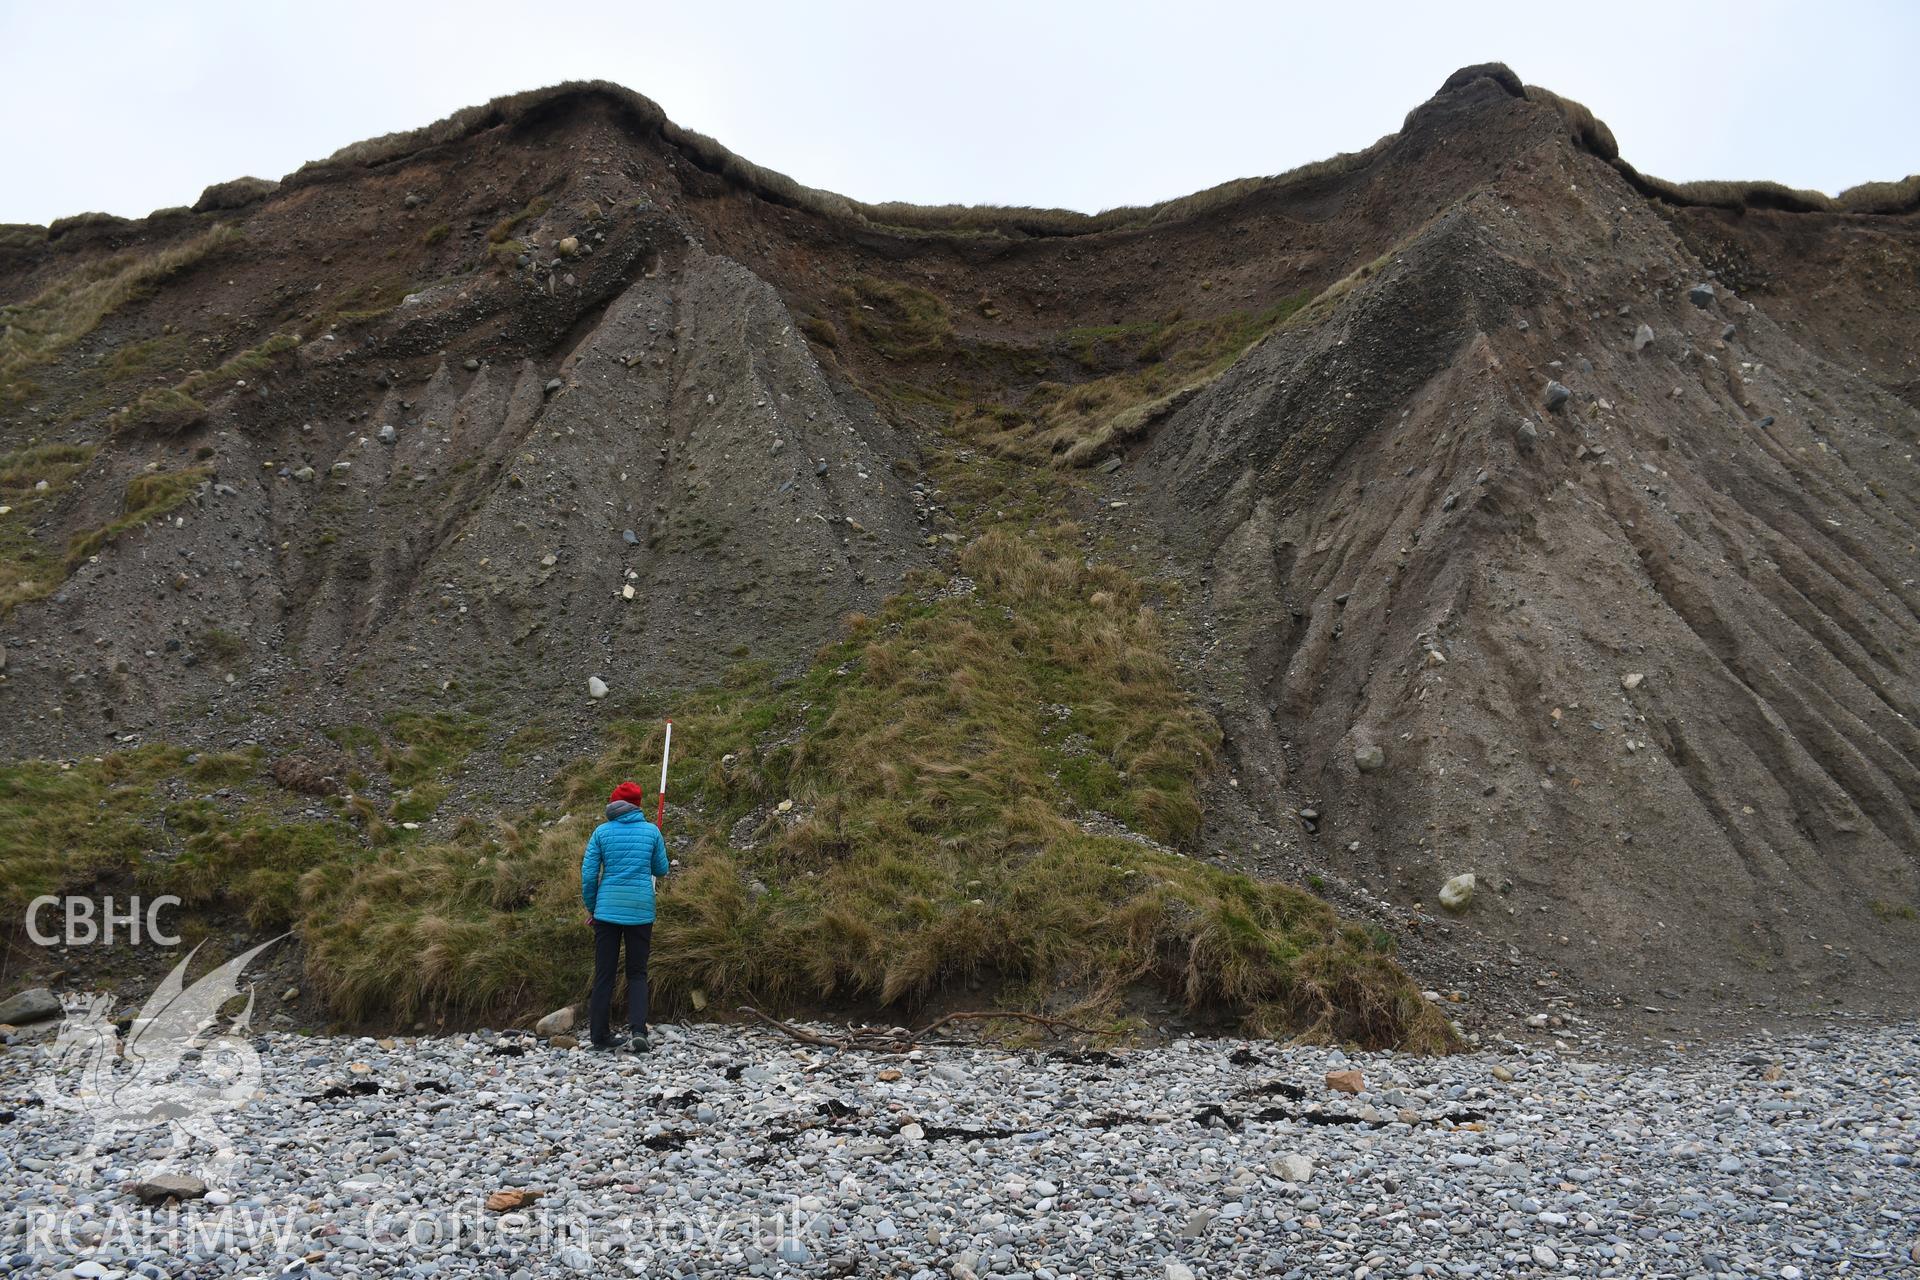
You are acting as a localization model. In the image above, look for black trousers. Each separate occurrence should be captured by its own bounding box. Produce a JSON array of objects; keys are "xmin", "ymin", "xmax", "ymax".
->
[{"xmin": 588, "ymin": 919, "xmax": 653, "ymax": 1044}]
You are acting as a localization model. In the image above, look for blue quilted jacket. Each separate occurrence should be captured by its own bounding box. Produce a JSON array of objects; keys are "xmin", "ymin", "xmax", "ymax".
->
[{"xmin": 581, "ymin": 804, "xmax": 669, "ymax": 924}]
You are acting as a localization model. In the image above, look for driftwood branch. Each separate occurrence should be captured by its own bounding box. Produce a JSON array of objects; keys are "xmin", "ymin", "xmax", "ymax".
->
[
  {"xmin": 908, "ymin": 1010, "xmax": 1098, "ymax": 1038},
  {"xmin": 737, "ymin": 1006, "xmax": 847, "ymax": 1048},
  {"xmin": 737, "ymin": 1005, "xmax": 1098, "ymax": 1052}
]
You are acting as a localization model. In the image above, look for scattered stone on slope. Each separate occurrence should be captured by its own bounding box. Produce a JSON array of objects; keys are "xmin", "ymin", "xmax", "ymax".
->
[
  {"xmin": 1274, "ymin": 1153, "xmax": 1315, "ymax": 1182},
  {"xmin": 1634, "ymin": 322, "xmax": 1655, "ymax": 351},
  {"xmin": 0, "ymin": 988, "xmax": 61, "ymax": 1024},
  {"xmin": 1439, "ymin": 872, "xmax": 1476, "ymax": 911},
  {"xmin": 1543, "ymin": 381, "xmax": 1571, "ymax": 411},
  {"xmin": 485, "ymin": 1188, "xmax": 541, "ymax": 1212},
  {"xmin": 1353, "ymin": 743, "xmax": 1386, "ymax": 772},
  {"xmin": 1689, "ymin": 282, "xmax": 1716, "ymax": 307},
  {"xmin": 128, "ymin": 1174, "xmax": 207, "ymax": 1204},
  {"xmin": 587, "ymin": 676, "xmax": 609, "ymax": 700},
  {"xmin": 1325, "ymin": 1069, "xmax": 1364, "ymax": 1094}
]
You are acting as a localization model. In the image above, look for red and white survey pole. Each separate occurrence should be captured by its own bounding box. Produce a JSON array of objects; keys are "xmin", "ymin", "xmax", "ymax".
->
[{"xmin": 655, "ymin": 719, "xmax": 672, "ymax": 829}]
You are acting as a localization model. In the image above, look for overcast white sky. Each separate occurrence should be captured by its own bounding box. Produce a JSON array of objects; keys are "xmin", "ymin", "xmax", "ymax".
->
[{"xmin": 1, "ymin": 0, "xmax": 1914, "ymax": 226}]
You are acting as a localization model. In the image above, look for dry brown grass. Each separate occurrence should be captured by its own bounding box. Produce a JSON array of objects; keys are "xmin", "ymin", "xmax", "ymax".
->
[
  {"xmin": 108, "ymin": 331, "xmax": 298, "ymax": 435},
  {"xmin": 0, "ymin": 442, "xmax": 94, "ymax": 612},
  {"xmin": 63, "ymin": 466, "xmax": 212, "ymax": 565},
  {"xmin": 1518, "ymin": 80, "xmax": 1910, "ymax": 216},
  {"xmin": 0, "ymin": 452, "xmax": 210, "ymax": 613},
  {"xmin": 281, "ymin": 80, "xmax": 1394, "ymax": 242},
  {"xmin": 47, "ymin": 212, "xmax": 132, "ymax": 238},
  {"xmin": 487, "ymin": 196, "xmax": 551, "ymax": 244},
  {"xmin": 0, "ymin": 224, "xmax": 47, "ymax": 251},
  {"xmin": 954, "ymin": 296, "xmax": 1311, "ymax": 466},
  {"xmin": 36, "ymin": 68, "xmax": 1915, "ymax": 261},
  {"xmin": 1624, "ymin": 169, "xmax": 1835, "ymax": 213},
  {"xmin": 1835, "ymin": 175, "xmax": 1920, "ymax": 215},
  {"xmin": 1522, "ymin": 85, "xmax": 1619, "ymax": 162},
  {"xmin": 0, "ymin": 224, "xmax": 241, "ymax": 407},
  {"xmin": 193, "ymin": 176, "xmax": 279, "ymax": 213}
]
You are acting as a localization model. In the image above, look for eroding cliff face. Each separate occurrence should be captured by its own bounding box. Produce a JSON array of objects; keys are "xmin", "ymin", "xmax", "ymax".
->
[
  {"xmin": 4, "ymin": 69, "xmax": 1916, "ymax": 1020},
  {"xmin": 2, "ymin": 107, "xmax": 929, "ymax": 756},
  {"xmin": 1142, "ymin": 125, "xmax": 1920, "ymax": 1009}
]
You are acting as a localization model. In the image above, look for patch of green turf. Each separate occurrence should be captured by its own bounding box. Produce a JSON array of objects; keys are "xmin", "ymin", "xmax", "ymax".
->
[
  {"xmin": 0, "ymin": 224, "xmax": 241, "ymax": 408},
  {"xmin": 304, "ymin": 525, "xmax": 1454, "ymax": 1050}
]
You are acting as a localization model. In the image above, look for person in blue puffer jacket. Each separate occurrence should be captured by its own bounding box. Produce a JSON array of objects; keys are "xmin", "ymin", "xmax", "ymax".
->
[{"xmin": 581, "ymin": 780, "xmax": 670, "ymax": 1051}]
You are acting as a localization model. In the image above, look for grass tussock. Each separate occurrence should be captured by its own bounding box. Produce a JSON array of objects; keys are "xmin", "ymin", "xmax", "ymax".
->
[
  {"xmin": 0, "ymin": 750, "xmax": 190, "ymax": 918},
  {"xmin": 53, "ymin": 332, "xmax": 200, "ymax": 425},
  {"xmin": 0, "ymin": 441, "xmax": 94, "ymax": 491},
  {"xmin": 0, "ymin": 715, "xmax": 491, "ymax": 947},
  {"xmin": 837, "ymin": 277, "xmax": 955, "ymax": 361},
  {"xmin": 1834, "ymin": 175, "xmax": 1920, "ymax": 215},
  {"xmin": 103, "ymin": 331, "xmax": 192, "ymax": 383},
  {"xmin": 312, "ymin": 276, "xmax": 422, "ymax": 331},
  {"xmin": 378, "ymin": 711, "xmax": 487, "ymax": 785},
  {"xmin": 192, "ymin": 177, "xmax": 278, "ymax": 213},
  {"xmin": 1, "ymin": 455, "xmax": 203, "ymax": 610},
  {"xmin": 488, "ymin": 197, "xmax": 550, "ymax": 245},
  {"xmin": 0, "ymin": 442, "xmax": 95, "ymax": 612},
  {"xmin": 0, "ymin": 224, "xmax": 48, "ymax": 251},
  {"xmin": 1515, "ymin": 79, "xmax": 1913, "ymax": 216},
  {"xmin": 1521, "ymin": 85, "xmax": 1618, "ymax": 162},
  {"xmin": 0, "ymin": 225, "xmax": 240, "ymax": 407},
  {"xmin": 1639, "ymin": 173, "xmax": 1920, "ymax": 216},
  {"xmin": 1628, "ymin": 172, "xmax": 1835, "ymax": 214},
  {"xmin": 108, "ymin": 333, "xmax": 298, "ymax": 435},
  {"xmin": 303, "ymin": 526, "xmax": 1454, "ymax": 1050},
  {"xmin": 63, "ymin": 466, "xmax": 212, "ymax": 566},
  {"xmin": 953, "ymin": 296, "xmax": 1310, "ymax": 466},
  {"xmin": 798, "ymin": 315, "xmax": 839, "ymax": 348},
  {"xmin": 47, "ymin": 213, "xmax": 132, "ymax": 238},
  {"xmin": 0, "ymin": 748, "xmax": 264, "ymax": 915}
]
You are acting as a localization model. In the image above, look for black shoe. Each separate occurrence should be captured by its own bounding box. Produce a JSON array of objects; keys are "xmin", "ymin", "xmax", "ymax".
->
[
  {"xmin": 588, "ymin": 1036, "xmax": 625, "ymax": 1052},
  {"xmin": 625, "ymin": 1033, "xmax": 652, "ymax": 1054}
]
